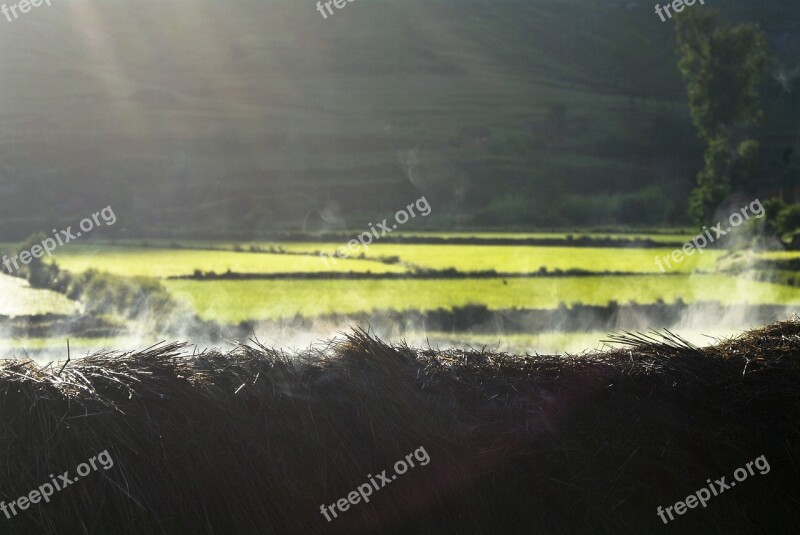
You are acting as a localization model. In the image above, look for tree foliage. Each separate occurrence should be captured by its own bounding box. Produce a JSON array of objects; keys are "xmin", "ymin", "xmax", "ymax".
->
[
  {"xmin": 688, "ymin": 137, "xmax": 732, "ymax": 223},
  {"xmin": 676, "ymin": 10, "xmax": 768, "ymax": 223},
  {"xmin": 676, "ymin": 11, "xmax": 768, "ymax": 141}
]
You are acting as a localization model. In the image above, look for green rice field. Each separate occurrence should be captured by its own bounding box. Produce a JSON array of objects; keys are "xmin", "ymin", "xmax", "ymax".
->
[
  {"xmin": 751, "ymin": 251, "xmax": 800, "ymax": 260},
  {"xmin": 51, "ymin": 242, "xmax": 724, "ymax": 277},
  {"xmin": 3, "ymin": 235, "xmax": 799, "ymax": 359},
  {"xmin": 334, "ymin": 244, "xmax": 721, "ymax": 273},
  {"xmin": 50, "ymin": 245, "xmax": 405, "ymax": 278},
  {"xmin": 22, "ymin": 238, "xmax": 800, "ymax": 325},
  {"xmin": 164, "ymin": 274, "xmax": 800, "ymax": 323},
  {"xmin": 295, "ymin": 243, "xmax": 722, "ymax": 273}
]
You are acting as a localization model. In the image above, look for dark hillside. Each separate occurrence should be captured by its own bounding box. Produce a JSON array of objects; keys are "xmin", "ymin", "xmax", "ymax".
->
[{"xmin": 1, "ymin": 1, "xmax": 798, "ymax": 236}]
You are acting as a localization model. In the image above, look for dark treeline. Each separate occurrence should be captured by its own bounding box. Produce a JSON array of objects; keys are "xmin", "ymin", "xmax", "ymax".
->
[{"xmin": 170, "ymin": 269, "xmax": 676, "ymax": 281}]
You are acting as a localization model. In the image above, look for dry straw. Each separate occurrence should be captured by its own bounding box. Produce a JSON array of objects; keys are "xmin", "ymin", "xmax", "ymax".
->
[{"xmin": 1, "ymin": 321, "xmax": 799, "ymax": 533}]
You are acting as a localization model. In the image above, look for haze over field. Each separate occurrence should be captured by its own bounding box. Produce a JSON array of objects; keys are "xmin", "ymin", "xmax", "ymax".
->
[
  {"xmin": 0, "ymin": 0, "xmax": 799, "ymax": 361},
  {"xmin": 3, "ymin": 3, "xmax": 800, "ymax": 533}
]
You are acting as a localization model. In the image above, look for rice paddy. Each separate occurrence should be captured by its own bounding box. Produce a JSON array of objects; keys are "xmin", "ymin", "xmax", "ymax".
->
[
  {"xmin": 316, "ymin": 243, "xmax": 722, "ymax": 273},
  {"xmin": 50, "ymin": 245, "xmax": 405, "ymax": 278},
  {"xmin": 5, "ymin": 235, "xmax": 800, "ymax": 354},
  {"xmin": 164, "ymin": 274, "xmax": 800, "ymax": 323},
  {"xmin": 184, "ymin": 242, "xmax": 724, "ymax": 273}
]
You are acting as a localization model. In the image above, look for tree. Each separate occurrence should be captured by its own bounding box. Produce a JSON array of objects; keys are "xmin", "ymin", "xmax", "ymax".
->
[{"xmin": 676, "ymin": 10, "xmax": 768, "ymax": 223}]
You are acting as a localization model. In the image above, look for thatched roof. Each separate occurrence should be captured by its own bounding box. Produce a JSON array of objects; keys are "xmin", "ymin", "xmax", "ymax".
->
[{"xmin": 1, "ymin": 321, "xmax": 799, "ymax": 534}]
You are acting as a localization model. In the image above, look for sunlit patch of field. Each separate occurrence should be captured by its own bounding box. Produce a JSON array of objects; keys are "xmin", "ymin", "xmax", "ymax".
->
[
  {"xmin": 0, "ymin": 274, "xmax": 79, "ymax": 317},
  {"xmin": 754, "ymin": 251, "xmax": 800, "ymax": 260},
  {"xmin": 277, "ymin": 244, "xmax": 721, "ymax": 273},
  {"xmin": 49, "ymin": 242, "xmax": 723, "ymax": 276},
  {"xmin": 76, "ymin": 238, "xmax": 726, "ymax": 273},
  {"xmin": 50, "ymin": 246, "xmax": 407, "ymax": 278},
  {"xmin": 163, "ymin": 275, "xmax": 800, "ymax": 323}
]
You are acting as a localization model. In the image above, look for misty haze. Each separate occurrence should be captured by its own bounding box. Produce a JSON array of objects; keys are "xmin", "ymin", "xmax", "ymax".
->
[{"xmin": 1, "ymin": 1, "xmax": 799, "ymax": 533}]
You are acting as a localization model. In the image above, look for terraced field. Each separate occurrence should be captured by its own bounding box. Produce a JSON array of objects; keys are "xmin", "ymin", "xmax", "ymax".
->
[
  {"xmin": 6, "ymin": 236, "xmax": 799, "ymax": 359},
  {"xmin": 50, "ymin": 243, "xmax": 724, "ymax": 278},
  {"xmin": 164, "ymin": 275, "xmax": 800, "ymax": 323},
  {"xmin": 50, "ymin": 246, "xmax": 405, "ymax": 278},
  {"xmin": 213, "ymin": 243, "xmax": 723, "ymax": 274}
]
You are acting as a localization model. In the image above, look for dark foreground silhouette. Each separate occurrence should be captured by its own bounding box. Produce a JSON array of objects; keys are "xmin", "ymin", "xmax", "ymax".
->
[{"xmin": 1, "ymin": 322, "xmax": 799, "ymax": 534}]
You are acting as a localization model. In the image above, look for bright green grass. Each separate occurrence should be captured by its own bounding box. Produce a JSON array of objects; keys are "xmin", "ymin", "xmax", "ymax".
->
[
  {"xmin": 0, "ymin": 274, "xmax": 78, "ymax": 317},
  {"xmin": 50, "ymin": 242, "xmax": 719, "ymax": 277},
  {"xmin": 50, "ymin": 246, "xmax": 407, "ymax": 278},
  {"xmin": 164, "ymin": 275, "xmax": 800, "ymax": 323},
  {"xmin": 277, "ymin": 244, "xmax": 721, "ymax": 273},
  {"xmin": 755, "ymin": 251, "xmax": 800, "ymax": 260}
]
